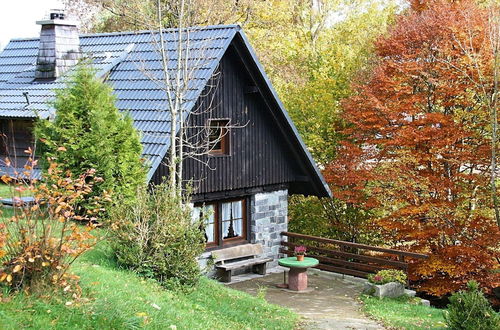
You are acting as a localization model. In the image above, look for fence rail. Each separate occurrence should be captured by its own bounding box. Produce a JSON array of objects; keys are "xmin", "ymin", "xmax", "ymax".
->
[{"xmin": 280, "ymin": 232, "xmax": 428, "ymax": 279}]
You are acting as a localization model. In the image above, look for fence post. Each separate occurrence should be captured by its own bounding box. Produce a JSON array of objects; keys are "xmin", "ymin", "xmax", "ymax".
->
[{"xmin": 398, "ymin": 255, "xmax": 411, "ymax": 288}]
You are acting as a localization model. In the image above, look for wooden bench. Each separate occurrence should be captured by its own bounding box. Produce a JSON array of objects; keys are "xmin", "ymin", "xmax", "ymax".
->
[{"xmin": 212, "ymin": 243, "xmax": 273, "ymax": 283}]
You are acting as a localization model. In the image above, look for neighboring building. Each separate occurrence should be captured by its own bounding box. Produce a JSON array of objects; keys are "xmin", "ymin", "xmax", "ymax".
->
[{"xmin": 0, "ymin": 13, "xmax": 331, "ymax": 265}]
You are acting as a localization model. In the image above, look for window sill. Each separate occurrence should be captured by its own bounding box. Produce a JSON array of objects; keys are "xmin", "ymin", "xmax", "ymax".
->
[{"xmin": 208, "ymin": 152, "xmax": 231, "ymax": 158}]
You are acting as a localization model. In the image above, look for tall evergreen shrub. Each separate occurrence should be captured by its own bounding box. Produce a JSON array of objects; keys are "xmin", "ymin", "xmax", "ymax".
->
[{"xmin": 36, "ymin": 64, "xmax": 146, "ymax": 212}]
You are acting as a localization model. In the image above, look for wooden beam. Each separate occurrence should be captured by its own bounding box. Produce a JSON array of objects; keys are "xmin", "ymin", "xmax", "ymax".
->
[
  {"xmin": 281, "ymin": 232, "xmax": 428, "ymax": 259},
  {"xmin": 316, "ymin": 264, "xmax": 371, "ymax": 279},
  {"xmin": 282, "ymin": 241, "xmax": 408, "ymax": 269},
  {"xmin": 280, "ymin": 248, "xmax": 383, "ymax": 272}
]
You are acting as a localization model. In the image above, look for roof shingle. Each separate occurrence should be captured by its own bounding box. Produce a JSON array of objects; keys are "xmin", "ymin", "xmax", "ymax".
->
[{"xmin": 0, "ymin": 25, "xmax": 238, "ymax": 180}]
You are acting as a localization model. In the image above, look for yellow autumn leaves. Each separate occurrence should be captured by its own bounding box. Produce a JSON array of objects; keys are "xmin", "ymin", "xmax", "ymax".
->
[{"xmin": 0, "ymin": 264, "xmax": 22, "ymax": 282}]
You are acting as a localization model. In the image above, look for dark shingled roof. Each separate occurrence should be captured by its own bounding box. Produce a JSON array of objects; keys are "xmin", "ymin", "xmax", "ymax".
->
[{"xmin": 0, "ymin": 24, "xmax": 331, "ymax": 197}]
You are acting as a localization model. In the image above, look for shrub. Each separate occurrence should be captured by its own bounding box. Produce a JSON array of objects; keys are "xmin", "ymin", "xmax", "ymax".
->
[
  {"xmin": 110, "ymin": 183, "xmax": 205, "ymax": 288},
  {"xmin": 35, "ymin": 64, "xmax": 146, "ymax": 215},
  {"xmin": 0, "ymin": 158, "xmax": 105, "ymax": 293},
  {"xmin": 368, "ymin": 269, "xmax": 407, "ymax": 285},
  {"xmin": 445, "ymin": 281, "xmax": 500, "ymax": 330}
]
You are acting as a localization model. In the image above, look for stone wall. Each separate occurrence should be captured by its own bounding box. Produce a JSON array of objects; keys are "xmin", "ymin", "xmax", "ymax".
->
[{"xmin": 249, "ymin": 189, "xmax": 288, "ymax": 267}]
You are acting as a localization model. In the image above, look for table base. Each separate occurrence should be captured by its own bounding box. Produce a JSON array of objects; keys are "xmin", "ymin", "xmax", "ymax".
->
[{"xmin": 288, "ymin": 267, "xmax": 308, "ymax": 291}]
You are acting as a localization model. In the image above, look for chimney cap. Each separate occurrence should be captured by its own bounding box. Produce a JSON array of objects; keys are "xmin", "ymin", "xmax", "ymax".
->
[
  {"xmin": 50, "ymin": 9, "xmax": 65, "ymax": 20},
  {"xmin": 36, "ymin": 9, "xmax": 78, "ymax": 26}
]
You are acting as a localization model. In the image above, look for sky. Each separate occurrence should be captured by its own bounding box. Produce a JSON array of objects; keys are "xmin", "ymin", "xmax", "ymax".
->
[{"xmin": 0, "ymin": 0, "xmax": 64, "ymax": 50}]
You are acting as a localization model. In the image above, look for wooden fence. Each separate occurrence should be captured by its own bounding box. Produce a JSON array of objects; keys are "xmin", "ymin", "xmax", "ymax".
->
[{"xmin": 280, "ymin": 232, "xmax": 428, "ymax": 279}]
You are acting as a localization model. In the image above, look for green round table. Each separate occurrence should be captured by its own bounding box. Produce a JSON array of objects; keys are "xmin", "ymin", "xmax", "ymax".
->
[{"xmin": 278, "ymin": 257, "xmax": 319, "ymax": 291}]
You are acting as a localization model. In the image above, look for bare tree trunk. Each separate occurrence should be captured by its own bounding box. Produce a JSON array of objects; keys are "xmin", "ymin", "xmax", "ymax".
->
[
  {"xmin": 156, "ymin": 0, "xmax": 178, "ymax": 194},
  {"xmin": 490, "ymin": 9, "xmax": 500, "ymax": 228},
  {"xmin": 492, "ymin": 59, "xmax": 500, "ymax": 228},
  {"xmin": 97, "ymin": 0, "xmax": 244, "ymax": 203},
  {"xmin": 173, "ymin": 0, "xmax": 186, "ymax": 198}
]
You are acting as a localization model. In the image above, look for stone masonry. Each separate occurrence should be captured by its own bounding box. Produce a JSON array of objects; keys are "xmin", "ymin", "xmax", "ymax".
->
[
  {"xmin": 249, "ymin": 189, "xmax": 288, "ymax": 267},
  {"xmin": 35, "ymin": 17, "xmax": 81, "ymax": 79}
]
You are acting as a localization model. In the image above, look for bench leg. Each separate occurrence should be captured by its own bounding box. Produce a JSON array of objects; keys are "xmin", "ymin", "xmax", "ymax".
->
[
  {"xmin": 253, "ymin": 263, "xmax": 267, "ymax": 275},
  {"xmin": 217, "ymin": 268, "xmax": 232, "ymax": 283}
]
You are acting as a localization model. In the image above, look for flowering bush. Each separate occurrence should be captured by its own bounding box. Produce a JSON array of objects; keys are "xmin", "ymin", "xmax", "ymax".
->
[
  {"xmin": 0, "ymin": 156, "xmax": 107, "ymax": 293},
  {"xmin": 368, "ymin": 269, "xmax": 407, "ymax": 285},
  {"xmin": 294, "ymin": 246, "xmax": 307, "ymax": 256}
]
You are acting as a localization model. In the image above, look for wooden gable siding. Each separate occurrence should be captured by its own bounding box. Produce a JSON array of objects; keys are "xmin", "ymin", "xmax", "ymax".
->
[
  {"xmin": 0, "ymin": 119, "xmax": 36, "ymax": 167},
  {"xmin": 150, "ymin": 45, "xmax": 302, "ymax": 200}
]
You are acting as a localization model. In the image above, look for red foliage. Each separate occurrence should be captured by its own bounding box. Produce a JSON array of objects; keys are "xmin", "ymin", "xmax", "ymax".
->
[
  {"xmin": 323, "ymin": 141, "xmax": 377, "ymax": 208},
  {"xmin": 329, "ymin": 0, "xmax": 500, "ymax": 296}
]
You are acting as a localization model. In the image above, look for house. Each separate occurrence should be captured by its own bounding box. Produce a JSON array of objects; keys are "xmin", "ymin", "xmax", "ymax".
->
[{"xmin": 0, "ymin": 13, "xmax": 331, "ymax": 266}]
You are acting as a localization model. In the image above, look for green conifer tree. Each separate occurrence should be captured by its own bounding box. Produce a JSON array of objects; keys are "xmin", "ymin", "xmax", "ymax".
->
[{"xmin": 36, "ymin": 64, "xmax": 146, "ymax": 214}]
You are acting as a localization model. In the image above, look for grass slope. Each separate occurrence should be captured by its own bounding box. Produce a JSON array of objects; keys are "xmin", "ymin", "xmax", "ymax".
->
[
  {"xmin": 0, "ymin": 241, "xmax": 298, "ymax": 329},
  {"xmin": 361, "ymin": 294, "xmax": 447, "ymax": 330},
  {"xmin": 0, "ymin": 184, "xmax": 33, "ymax": 199}
]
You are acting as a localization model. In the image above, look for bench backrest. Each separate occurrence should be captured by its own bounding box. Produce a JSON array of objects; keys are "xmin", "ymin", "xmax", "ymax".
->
[{"xmin": 212, "ymin": 243, "xmax": 264, "ymax": 263}]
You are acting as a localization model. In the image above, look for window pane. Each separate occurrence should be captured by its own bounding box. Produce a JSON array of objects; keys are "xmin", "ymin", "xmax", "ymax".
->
[
  {"xmin": 232, "ymin": 201, "xmax": 242, "ymax": 218},
  {"xmin": 222, "ymin": 200, "xmax": 244, "ymax": 239},
  {"xmin": 194, "ymin": 205, "xmax": 216, "ymax": 244},
  {"xmin": 191, "ymin": 206, "xmax": 201, "ymax": 223},
  {"xmin": 222, "ymin": 220, "xmax": 230, "ymax": 238},
  {"xmin": 206, "ymin": 223, "xmax": 215, "ymax": 243},
  {"xmin": 222, "ymin": 202, "xmax": 231, "ymax": 221},
  {"xmin": 208, "ymin": 120, "xmax": 229, "ymax": 155},
  {"xmin": 204, "ymin": 205, "xmax": 215, "ymax": 243},
  {"xmin": 223, "ymin": 218, "xmax": 243, "ymax": 238},
  {"xmin": 205, "ymin": 205, "xmax": 214, "ymax": 224},
  {"xmin": 232, "ymin": 218, "xmax": 242, "ymax": 237},
  {"xmin": 209, "ymin": 126, "xmax": 222, "ymax": 150}
]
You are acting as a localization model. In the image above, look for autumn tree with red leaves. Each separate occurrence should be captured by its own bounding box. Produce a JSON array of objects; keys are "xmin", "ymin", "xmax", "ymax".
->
[{"xmin": 329, "ymin": 0, "xmax": 500, "ymax": 296}]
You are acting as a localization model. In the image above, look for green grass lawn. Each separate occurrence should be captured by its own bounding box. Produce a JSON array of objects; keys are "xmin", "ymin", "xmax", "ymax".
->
[
  {"xmin": 361, "ymin": 294, "xmax": 447, "ymax": 330},
  {"xmin": 0, "ymin": 239, "xmax": 298, "ymax": 329},
  {"xmin": 0, "ymin": 183, "xmax": 33, "ymax": 199}
]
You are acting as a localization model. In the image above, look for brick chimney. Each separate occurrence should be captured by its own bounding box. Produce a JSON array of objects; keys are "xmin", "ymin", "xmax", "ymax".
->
[{"xmin": 35, "ymin": 10, "xmax": 81, "ymax": 80}]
